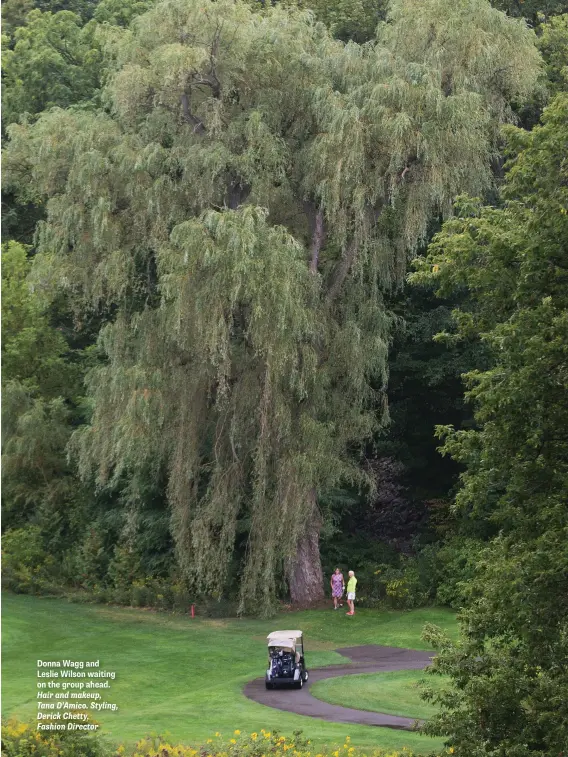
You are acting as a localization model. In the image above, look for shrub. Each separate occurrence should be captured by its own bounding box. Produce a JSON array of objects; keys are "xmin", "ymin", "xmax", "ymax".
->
[
  {"xmin": 1, "ymin": 526, "xmax": 58, "ymax": 594},
  {"xmin": 1, "ymin": 719, "xmax": 110, "ymax": 757},
  {"xmin": 351, "ymin": 552, "xmax": 436, "ymax": 610},
  {"xmin": 353, "ymin": 537, "xmax": 487, "ymax": 610},
  {"xmin": 366, "ymin": 559, "xmax": 430, "ymax": 609},
  {"xmin": 127, "ymin": 730, "xmax": 422, "ymax": 757},
  {"xmin": 428, "ymin": 537, "xmax": 485, "ymax": 608},
  {"xmin": 2, "ymin": 722, "xmax": 443, "ymax": 757},
  {"xmin": 72, "ymin": 528, "xmax": 111, "ymax": 590}
]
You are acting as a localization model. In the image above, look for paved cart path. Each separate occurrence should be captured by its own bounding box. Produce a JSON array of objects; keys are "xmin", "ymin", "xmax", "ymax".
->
[{"xmin": 243, "ymin": 645, "xmax": 433, "ymax": 730}]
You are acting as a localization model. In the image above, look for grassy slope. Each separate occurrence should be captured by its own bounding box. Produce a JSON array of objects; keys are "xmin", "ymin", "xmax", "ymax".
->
[
  {"xmin": 311, "ymin": 671, "xmax": 449, "ymax": 720},
  {"xmin": 1, "ymin": 594, "xmax": 457, "ymax": 752}
]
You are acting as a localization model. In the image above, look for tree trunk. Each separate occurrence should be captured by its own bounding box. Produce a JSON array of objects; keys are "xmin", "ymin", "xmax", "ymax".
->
[{"xmin": 288, "ymin": 494, "xmax": 325, "ymax": 604}]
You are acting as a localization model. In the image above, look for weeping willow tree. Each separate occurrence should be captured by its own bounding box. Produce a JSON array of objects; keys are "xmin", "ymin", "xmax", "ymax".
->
[{"xmin": 4, "ymin": 0, "xmax": 540, "ymax": 612}]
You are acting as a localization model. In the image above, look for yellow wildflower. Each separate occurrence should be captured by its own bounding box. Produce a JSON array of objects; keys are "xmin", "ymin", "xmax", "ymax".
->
[
  {"xmin": 230, "ymin": 739, "xmax": 237, "ymax": 744},
  {"xmin": 234, "ymin": 730, "xmax": 241, "ymax": 736},
  {"xmin": 215, "ymin": 732, "xmax": 221, "ymax": 737},
  {"xmin": 449, "ymin": 750, "xmax": 455, "ymax": 755},
  {"xmin": 207, "ymin": 740, "xmax": 213, "ymax": 744},
  {"xmin": 252, "ymin": 733, "xmax": 258, "ymax": 740}
]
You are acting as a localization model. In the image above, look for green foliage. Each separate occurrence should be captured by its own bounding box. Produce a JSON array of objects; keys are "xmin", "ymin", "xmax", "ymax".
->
[
  {"xmin": 1, "ymin": 719, "xmax": 110, "ymax": 757},
  {"xmin": 1, "ymin": 9, "xmax": 102, "ymax": 126},
  {"xmin": 1, "ymin": 241, "xmax": 87, "ymax": 540},
  {"xmin": 421, "ymin": 537, "xmax": 487, "ymax": 608},
  {"xmin": 1, "ymin": 242, "xmax": 98, "ymax": 604},
  {"xmin": 2, "ymin": 387, "xmax": 77, "ymax": 519},
  {"xmin": 415, "ymin": 94, "xmax": 568, "ymax": 757},
  {"xmin": 538, "ymin": 12, "xmax": 568, "ymax": 94},
  {"xmin": 340, "ymin": 537, "xmax": 488, "ymax": 611},
  {"xmin": 1, "ymin": 241, "xmax": 75, "ymax": 396},
  {"xmin": 491, "ymin": 0, "xmax": 568, "ymax": 24},
  {"xmin": 2, "ymin": 0, "xmax": 542, "ymax": 613},
  {"xmin": 2, "ymin": 0, "xmax": 105, "ymax": 36},
  {"xmin": 371, "ymin": 560, "xmax": 429, "ymax": 609},
  {"xmin": 1, "ymin": 526, "xmax": 56, "ymax": 592},
  {"xmin": 284, "ymin": 0, "xmax": 389, "ymax": 42},
  {"xmin": 93, "ymin": 0, "xmax": 154, "ymax": 26},
  {"xmin": 0, "ymin": 720, "xmax": 428, "ymax": 757},
  {"xmin": 1, "ymin": 0, "xmax": 35, "ymax": 36}
]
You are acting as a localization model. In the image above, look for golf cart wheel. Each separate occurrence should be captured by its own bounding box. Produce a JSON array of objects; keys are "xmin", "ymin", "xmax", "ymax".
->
[
  {"xmin": 303, "ymin": 670, "xmax": 309, "ymax": 682},
  {"xmin": 265, "ymin": 681, "xmax": 274, "ymax": 690},
  {"xmin": 296, "ymin": 676, "xmax": 303, "ymax": 689}
]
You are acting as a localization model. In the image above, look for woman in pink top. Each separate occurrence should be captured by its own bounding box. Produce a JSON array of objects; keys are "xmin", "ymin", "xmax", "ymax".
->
[{"xmin": 330, "ymin": 568, "xmax": 345, "ymax": 610}]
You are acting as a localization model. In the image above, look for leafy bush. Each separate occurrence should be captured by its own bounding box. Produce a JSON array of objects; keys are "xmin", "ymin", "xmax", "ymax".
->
[
  {"xmin": 425, "ymin": 537, "xmax": 485, "ymax": 609},
  {"xmin": 1, "ymin": 521, "xmax": 480, "ymax": 614},
  {"xmin": 125, "ymin": 729, "xmax": 422, "ymax": 757},
  {"xmin": 1, "ymin": 526, "xmax": 59, "ymax": 593},
  {"xmin": 70, "ymin": 528, "xmax": 112, "ymax": 590},
  {"xmin": 0, "ymin": 723, "xmax": 430, "ymax": 757},
  {"xmin": 358, "ymin": 558, "xmax": 430, "ymax": 610},
  {"xmin": 1, "ymin": 719, "xmax": 110, "ymax": 757},
  {"xmin": 350, "ymin": 536, "xmax": 487, "ymax": 611}
]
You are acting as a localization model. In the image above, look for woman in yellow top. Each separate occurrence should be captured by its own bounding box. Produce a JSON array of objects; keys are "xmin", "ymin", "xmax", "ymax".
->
[{"xmin": 346, "ymin": 571, "xmax": 357, "ymax": 616}]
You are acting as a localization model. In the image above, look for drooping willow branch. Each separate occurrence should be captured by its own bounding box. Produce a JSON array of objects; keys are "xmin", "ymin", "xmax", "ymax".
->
[{"xmin": 309, "ymin": 209, "xmax": 325, "ymax": 274}]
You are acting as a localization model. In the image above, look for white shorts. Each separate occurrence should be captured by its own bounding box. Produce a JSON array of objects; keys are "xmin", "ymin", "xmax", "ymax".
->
[{"xmin": 347, "ymin": 592, "xmax": 356, "ymax": 601}]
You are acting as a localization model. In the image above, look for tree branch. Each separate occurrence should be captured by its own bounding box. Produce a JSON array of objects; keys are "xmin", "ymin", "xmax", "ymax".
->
[
  {"xmin": 309, "ymin": 209, "xmax": 325, "ymax": 274},
  {"xmin": 179, "ymin": 23, "xmax": 224, "ymax": 132},
  {"xmin": 207, "ymin": 21, "xmax": 223, "ymax": 98},
  {"xmin": 399, "ymin": 157, "xmax": 418, "ymax": 182},
  {"xmin": 180, "ymin": 92, "xmax": 206, "ymax": 133},
  {"xmin": 326, "ymin": 238, "xmax": 358, "ymax": 304}
]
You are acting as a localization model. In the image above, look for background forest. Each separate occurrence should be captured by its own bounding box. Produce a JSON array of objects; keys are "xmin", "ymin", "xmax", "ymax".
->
[{"xmin": 2, "ymin": 0, "xmax": 567, "ymax": 754}]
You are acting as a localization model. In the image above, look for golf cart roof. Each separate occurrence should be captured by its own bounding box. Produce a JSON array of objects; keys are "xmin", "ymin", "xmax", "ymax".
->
[{"xmin": 267, "ymin": 630, "xmax": 303, "ymax": 649}]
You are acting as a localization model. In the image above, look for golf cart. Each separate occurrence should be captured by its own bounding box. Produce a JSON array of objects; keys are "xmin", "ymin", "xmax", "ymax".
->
[{"xmin": 265, "ymin": 630, "xmax": 308, "ymax": 689}]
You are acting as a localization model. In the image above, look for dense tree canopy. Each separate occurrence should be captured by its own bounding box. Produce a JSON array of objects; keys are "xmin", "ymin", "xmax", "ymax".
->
[
  {"xmin": 1, "ymin": 9, "xmax": 102, "ymax": 125},
  {"xmin": 3, "ymin": 0, "xmax": 541, "ymax": 612},
  {"xmin": 2, "ymin": 7, "xmax": 568, "ymax": 757},
  {"xmin": 1, "ymin": 241, "xmax": 85, "ymax": 541},
  {"xmin": 415, "ymin": 92, "xmax": 568, "ymax": 757}
]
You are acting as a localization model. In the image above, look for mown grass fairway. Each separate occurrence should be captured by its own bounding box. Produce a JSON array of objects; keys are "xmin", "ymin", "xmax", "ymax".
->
[
  {"xmin": 2, "ymin": 594, "xmax": 457, "ymax": 751},
  {"xmin": 311, "ymin": 671, "xmax": 449, "ymax": 720}
]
